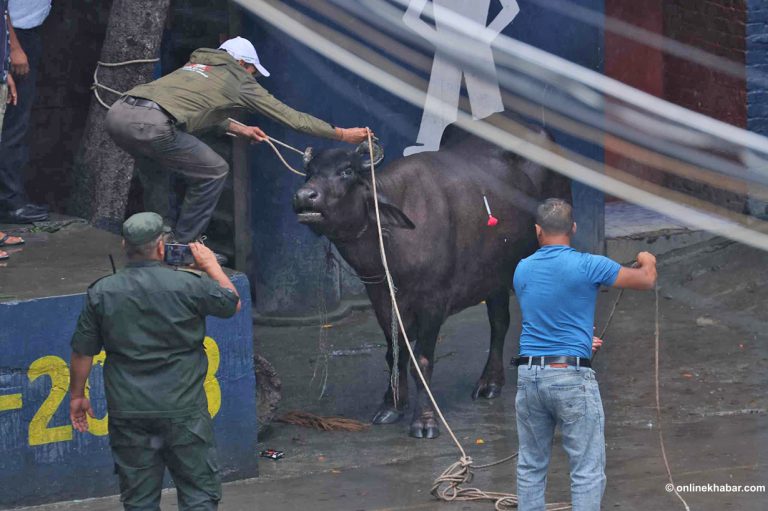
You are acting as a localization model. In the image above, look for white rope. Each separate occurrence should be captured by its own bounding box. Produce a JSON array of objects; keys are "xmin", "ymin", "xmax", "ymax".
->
[
  {"xmin": 91, "ymin": 58, "xmax": 160, "ymax": 109},
  {"xmin": 364, "ymin": 131, "xmax": 548, "ymax": 510},
  {"xmin": 654, "ymin": 285, "xmax": 691, "ymax": 510},
  {"xmin": 236, "ymin": 0, "xmax": 768, "ymax": 253},
  {"xmin": 237, "ymin": 4, "xmax": 707, "ymax": 510},
  {"xmin": 227, "ymin": 117, "xmax": 308, "ymax": 176}
]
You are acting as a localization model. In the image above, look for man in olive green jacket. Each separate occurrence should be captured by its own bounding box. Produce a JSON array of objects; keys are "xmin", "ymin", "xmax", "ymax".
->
[{"xmin": 106, "ymin": 36, "xmax": 371, "ymax": 244}]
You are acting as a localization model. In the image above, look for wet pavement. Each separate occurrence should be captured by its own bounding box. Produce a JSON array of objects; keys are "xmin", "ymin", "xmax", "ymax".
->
[
  {"xmin": 0, "ymin": 216, "xmax": 123, "ymax": 301},
  {"xmin": 11, "ymin": 237, "xmax": 768, "ymax": 510}
]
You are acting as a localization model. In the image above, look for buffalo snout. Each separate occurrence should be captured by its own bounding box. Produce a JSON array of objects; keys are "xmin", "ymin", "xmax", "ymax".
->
[
  {"xmin": 294, "ymin": 187, "xmax": 319, "ymax": 208},
  {"xmin": 294, "ymin": 186, "xmax": 325, "ymax": 224}
]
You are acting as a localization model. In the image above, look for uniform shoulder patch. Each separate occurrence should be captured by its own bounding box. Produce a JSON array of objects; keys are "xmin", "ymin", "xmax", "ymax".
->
[{"xmin": 176, "ymin": 267, "xmax": 204, "ymax": 277}]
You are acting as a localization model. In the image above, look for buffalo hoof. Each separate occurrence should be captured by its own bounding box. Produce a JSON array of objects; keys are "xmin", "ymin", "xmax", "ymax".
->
[
  {"xmin": 372, "ymin": 407, "xmax": 404, "ymax": 425},
  {"xmin": 472, "ymin": 382, "xmax": 503, "ymax": 400},
  {"xmin": 409, "ymin": 419, "xmax": 440, "ymax": 439}
]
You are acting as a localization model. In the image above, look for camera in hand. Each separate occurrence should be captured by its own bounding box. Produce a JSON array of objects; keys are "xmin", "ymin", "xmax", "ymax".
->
[{"xmin": 164, "ymin": 243, "xmax": 194, "ymax": 266}]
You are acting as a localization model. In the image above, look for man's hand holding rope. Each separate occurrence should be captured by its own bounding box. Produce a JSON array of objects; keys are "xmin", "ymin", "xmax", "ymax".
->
[
  {"xmin": 227, "ymin": 120, "xmax": 269, "ymax": 143},
  {"xmin": 336, "ymin": 126, "xmax": 374, "ymax": 144}
]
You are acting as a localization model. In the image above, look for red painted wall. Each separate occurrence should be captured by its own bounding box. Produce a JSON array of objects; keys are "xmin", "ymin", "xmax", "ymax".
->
[
  {"xmin": 604, "ymin": 0, "xmax": 666, "ymax": 192},
  {"xmin": 604, "ymin": 0, "xmax": 748, "ymax": 211}
]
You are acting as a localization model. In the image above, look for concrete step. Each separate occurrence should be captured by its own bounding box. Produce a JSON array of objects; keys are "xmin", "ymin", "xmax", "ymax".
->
[{"xmin": 605, "ymin": 201, "xmax": 717, "ymax": 263}]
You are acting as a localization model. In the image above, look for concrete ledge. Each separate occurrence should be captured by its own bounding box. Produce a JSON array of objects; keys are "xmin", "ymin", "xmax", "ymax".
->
[
  {"xmin": 606, "ymin": 228, "xmax": 718, "ymax": 264},
  {"xmin": 253, "ymin": 298, "xmax": 371, "ymax": 327},
  {"xmin": 0, "ymin": 221, "xmax": 258, "ymax": 508}
]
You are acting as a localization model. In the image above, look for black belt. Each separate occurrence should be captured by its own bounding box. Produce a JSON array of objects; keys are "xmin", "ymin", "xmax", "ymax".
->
[
  {"xmin": 514, "ymin": 356, "xmax": 591, "ymax": 368},
  {"xmin": 123, "ymin": 96, "xmax": 176, "ymax": 122}
]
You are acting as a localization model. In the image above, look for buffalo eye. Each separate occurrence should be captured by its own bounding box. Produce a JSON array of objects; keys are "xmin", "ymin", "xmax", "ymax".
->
[{"xmin": 340, "ymin": 167, "xmax": 354, "ymax": 178}]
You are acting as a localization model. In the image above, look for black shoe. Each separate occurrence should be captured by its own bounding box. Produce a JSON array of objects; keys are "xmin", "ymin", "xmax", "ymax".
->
[
  {"xmin": 0, "ymin": 206, "xmax": 49, "ymax": 223},
  {"xmin": 24, "ymin": 203, "xmax": 49, "ymax": 213}
]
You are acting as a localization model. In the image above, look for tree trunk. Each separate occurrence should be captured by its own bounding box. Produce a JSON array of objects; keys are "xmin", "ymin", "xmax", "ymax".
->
[{"xmin": 69, "ymin": 0, "xmax": 171, "ymax": 232}]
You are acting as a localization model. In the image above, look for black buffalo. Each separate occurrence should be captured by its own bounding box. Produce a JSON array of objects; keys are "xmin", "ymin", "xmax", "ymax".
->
[{"xmin": 293, "ymin": 129, "xmax": 570, "ymax": 438}]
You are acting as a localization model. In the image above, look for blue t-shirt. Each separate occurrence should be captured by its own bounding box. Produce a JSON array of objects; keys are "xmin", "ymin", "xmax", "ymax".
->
[{"xmin": 513, "ymin": 245, "xmax": 621, "ymax": 358}]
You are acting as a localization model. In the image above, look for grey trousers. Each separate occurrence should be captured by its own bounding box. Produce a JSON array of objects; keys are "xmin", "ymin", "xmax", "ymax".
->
[{"xmin": 105, "ymin": 98, "xmax": 228, "ymax": 242}]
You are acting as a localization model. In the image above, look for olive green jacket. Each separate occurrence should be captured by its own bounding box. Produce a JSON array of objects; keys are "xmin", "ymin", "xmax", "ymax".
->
[{"xmin": 126, "ymin": 48, "xmax": 338, "ymax": 139}]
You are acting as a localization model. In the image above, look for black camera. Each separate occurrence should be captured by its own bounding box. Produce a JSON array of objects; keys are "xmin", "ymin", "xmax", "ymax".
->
[{"xmin": 164, "ymin": 243, "xmax": 194, "ymax": 266}]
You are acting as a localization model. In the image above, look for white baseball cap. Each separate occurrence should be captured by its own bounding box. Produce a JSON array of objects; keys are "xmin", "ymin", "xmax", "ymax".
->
[{"xmin": 219, "ymin": 36, "xmax": 270, "ymax": 77}]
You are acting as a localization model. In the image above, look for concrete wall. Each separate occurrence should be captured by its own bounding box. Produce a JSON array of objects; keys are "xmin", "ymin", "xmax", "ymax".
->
[
  {"xmin": 747, "ymin": 0, "xmax": 768, "ymax": 218},
  {"xmin": 0, "ymin": 275, "xmax": 257, "ymax": 508},
  {"xmin": 246, "ymin": 0, "xmax": 606, "ymax": 317}
]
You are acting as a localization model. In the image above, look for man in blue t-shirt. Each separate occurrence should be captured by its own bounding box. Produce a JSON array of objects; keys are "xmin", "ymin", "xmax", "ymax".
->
[{"xmin": 512, "ymin": 198, "xmax": 657, "ymax": 511}]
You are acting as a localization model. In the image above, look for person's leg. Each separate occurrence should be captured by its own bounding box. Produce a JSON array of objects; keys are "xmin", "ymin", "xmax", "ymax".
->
[
  {"xmin": 163, "ymin": 412, "xmax": 221, "ymax": 511},
  {"xmin": 0, "ymin": 29, "xmax": 42, "ymax": 211},
  {"xmin": 105, "ymin": 100, "xmax": 178, "ymax": 224},
  {"xmin": 134, "ymin": 155, "xmax": 172, "ymax": 224},
  {"xmin": 106, "ymin": 103, "xmax": 227, "ymax": 242},
  {"xmin": 0, "ymin": 83, "xmax": 6, "ymax": 244},
  {"xmin": 0, "ymin": 82, "xmax": 7, "ymax": 141},
  {"xmin": 150, "ymin": 130, "xmax": 229, "ymax": 243},
  {"xmin": 516, "ymin": 366, "xmax": 556, "ymax": 511},
  {"xmin": 109, "ymin": 418, "xmax": 166, "ymax": 511},
  {"xmin": 551, "ymin": 368, "xmax": 606, "ymax": 511}
]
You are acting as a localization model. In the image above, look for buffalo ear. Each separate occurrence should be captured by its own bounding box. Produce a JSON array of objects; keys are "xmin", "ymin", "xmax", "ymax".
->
[
  {"xmin": 303, "ymin": 147, "xmax": 314, "ymax": 169},
  {"xmin": 355, "ymin": 137, "xmax": 385, "ymax": 168},
  {"xmin": 367, "ymin": 193, "xmax": 415, "ymax": 230}
]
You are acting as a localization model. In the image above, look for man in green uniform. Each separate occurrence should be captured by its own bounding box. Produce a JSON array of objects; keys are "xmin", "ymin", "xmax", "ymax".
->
[
  {"xmin": 105, "ymin": 36, "xmax": 372, "ymax": 244},
  {"xmin": 68, "ymin": 212, "xmax": 241, "ymax": 511}
]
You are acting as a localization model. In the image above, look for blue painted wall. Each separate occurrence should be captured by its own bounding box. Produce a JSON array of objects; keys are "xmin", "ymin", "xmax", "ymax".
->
[
  {"xmin": 244, "ymin": 1, "xmax": 605, "ymax": 316},
  {"xmin": 0, "ymin": 275, "xmax": 256, "ymax": 508},
  {"xmin": 747, "ymin": 0, "xmax": 768, "ymax": 218}
]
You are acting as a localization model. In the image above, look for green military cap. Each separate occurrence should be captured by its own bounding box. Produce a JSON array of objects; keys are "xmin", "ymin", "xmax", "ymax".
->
[{"xmin": 122, "ymin": 212, "xmax": 171, "ymax": 245}]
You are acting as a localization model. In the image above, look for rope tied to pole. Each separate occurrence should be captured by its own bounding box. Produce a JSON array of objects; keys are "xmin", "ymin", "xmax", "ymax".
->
[{"xmin": 91, "ymin": 58, "xmax": 160, "ymax": 109}]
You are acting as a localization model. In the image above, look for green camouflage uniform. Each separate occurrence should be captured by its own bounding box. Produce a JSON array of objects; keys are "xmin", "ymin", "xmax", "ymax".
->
[{"xmin": 71, "ymin": 214, "xmax": 240, "ymax": 511}]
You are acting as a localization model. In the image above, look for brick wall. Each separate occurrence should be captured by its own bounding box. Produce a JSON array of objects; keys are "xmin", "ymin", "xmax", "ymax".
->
[
  {"xmin": 662, "ymin": 0, "xmax": 748, "ymax": 212},
  {"xmin": 604, "ymin": 0, "xmax": 667, "ymax": 190}
]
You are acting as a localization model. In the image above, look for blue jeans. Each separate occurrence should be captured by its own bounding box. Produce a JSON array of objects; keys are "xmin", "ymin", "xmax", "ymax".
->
[
  {"xmin": 0, "ymin": 27, "xmax": 41, "ymax": 210},
  {"xmin": 516, "ymin": 364, "xmax": 606, "ymax": 511}
]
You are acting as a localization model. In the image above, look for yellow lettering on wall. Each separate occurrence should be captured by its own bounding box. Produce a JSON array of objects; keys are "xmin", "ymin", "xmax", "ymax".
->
[
  {"xmin": 0, "ymin": 393, "xmax": 22, "ymax": 412},
  {"xmin": 203, "ymin": 337, "xmax": 221, "ymax": 418},
  {"xmin": 85, "ymin": 351, "xmax": 109, "ymax": 436},
  {"xmin": 27, "ymin": 356, "xmax": 73, "ymax": 446}
]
